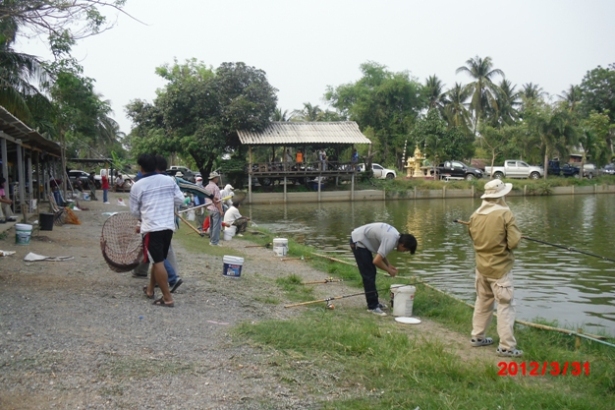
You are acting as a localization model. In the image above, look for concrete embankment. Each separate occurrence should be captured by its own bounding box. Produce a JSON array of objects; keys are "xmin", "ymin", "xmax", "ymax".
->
[{"xmin": 246, "ymin": 184, "xmax": 615, "ymax": 204}]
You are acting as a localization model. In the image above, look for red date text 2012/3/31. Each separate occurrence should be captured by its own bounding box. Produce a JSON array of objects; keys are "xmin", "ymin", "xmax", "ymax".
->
[{"xmin": 497, "ymin": 361, "xmax": 590, "ymax": 376}]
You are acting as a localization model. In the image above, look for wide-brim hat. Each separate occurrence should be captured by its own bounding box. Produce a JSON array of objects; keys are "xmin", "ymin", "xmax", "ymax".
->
[
  {"xmin": 208, "ymin": 171, "xmax": 220, "ymax": 179},
  {"xmin": 481, "ymin": 180, "xmax": 513, "ymax": 199},
  {"xmin": 175, "ymin": 172, "xmax": 184, "ymax": 177}
]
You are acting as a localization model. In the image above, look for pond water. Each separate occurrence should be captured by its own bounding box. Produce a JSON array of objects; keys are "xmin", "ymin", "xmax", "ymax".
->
[{"xmin": 245, "ymin": 194, "xmax": 615, "ymax": 336}]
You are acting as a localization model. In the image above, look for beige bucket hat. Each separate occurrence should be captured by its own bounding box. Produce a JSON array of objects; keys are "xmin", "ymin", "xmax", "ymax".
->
[{"xmin": 481, "ymin": 179, "xmax": 513, "ymax": 199}]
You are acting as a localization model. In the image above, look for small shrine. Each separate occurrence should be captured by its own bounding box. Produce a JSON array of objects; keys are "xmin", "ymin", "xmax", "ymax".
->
[{"xmin": 405, "ymin": 146, "xmax": 427, "ymax": 178}]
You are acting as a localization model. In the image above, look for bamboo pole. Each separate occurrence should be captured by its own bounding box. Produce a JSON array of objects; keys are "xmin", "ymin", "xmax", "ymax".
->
[{"xmin": 175, "ymin": 212, "xmax": 204, "ymax": 237}]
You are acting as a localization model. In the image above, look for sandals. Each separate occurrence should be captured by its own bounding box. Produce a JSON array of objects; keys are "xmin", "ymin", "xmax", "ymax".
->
[
  {"xmin": 153, "ymin": 297, "xmax": 174, "ymax": 308},
  {"xmin": 470, "ymin": 337, "xmax": 494, "ymax": 347},
  {"xmin": 143, "ymin": 286, "xmax": 154, "ymax": 300},
  {"xmin": 497, "ymin": 347, "xmax": 523, "ymax": 357}
]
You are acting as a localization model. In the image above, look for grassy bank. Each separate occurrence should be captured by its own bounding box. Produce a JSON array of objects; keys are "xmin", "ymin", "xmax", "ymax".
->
[{"xmin": 176, "ymin": 226, "xmax": 615, "ymax": 409}]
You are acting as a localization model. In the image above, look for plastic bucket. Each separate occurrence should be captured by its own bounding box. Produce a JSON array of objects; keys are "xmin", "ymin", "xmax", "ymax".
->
[
  {"xmin": 389, "ymin": 284, "xmax": 406, "ymax": 310},
  {"xmin": 391, "ymin": 285, "xmax": 416, "ymax": 317},
  {"xmin": 222, "ymin": 255, "xmax": 244, "ymax": 278},
  {"xmin": 15, "ymin": 223, "xmax": 33, "ymax": 246},
  {"xmin": 273, "ymin": 238, "xmax": 289, "ymax": 257},
  {"xmin": 224, "ymin": 225, "xmax": 237, "ymax": 241},
  {"xmin": 39, "ymin": 213, "xmax": 54, "ymax": 231}
]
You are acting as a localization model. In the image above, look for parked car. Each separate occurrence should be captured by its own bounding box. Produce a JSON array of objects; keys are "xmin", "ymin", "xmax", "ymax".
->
[
  {"xmin": 601, "ymin": 164, "xmax": 615, "ymax": 175},
  {"xmin": 168, "ymin": 166, "xmax": 198, "ymax": 183},
  {"xmin": 358, "ymin": 163, "xmax": 397, "ymax": 179},
  {"xmin": 434, "ymin": 160, "xmax": 483, "ymax": 180},
  {"xmin": 484, "ymin": 160, "xmax": 543, "ymax": 179},
  {"xmin": 582, "ymin": 163, "xmax": 600, "ymax": 179},
  {"xmin": 547, "ymin": 160, "xmax": 580, "ymax": 178},
  {"xmin": 68, "ymin": 170, "xmax": 93, "ymax": 189}
]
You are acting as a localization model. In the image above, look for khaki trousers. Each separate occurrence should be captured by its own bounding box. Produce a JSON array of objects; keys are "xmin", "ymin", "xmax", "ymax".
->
[{"xmin": 471, "ymin": 269, "xmax": 517, "ymax": 350}]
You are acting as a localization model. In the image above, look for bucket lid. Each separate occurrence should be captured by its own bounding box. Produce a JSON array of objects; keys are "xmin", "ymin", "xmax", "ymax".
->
[
  {"xmin": 395, "ymin": 317, "xmax": 421, "ymax": 325},
  {"xmin": 223, "ymin": 255, "xmax": 244, "ymax": 263},
  {"xmin": 15, "ymin": 223, "xmax": 32, "ymax": 230}
]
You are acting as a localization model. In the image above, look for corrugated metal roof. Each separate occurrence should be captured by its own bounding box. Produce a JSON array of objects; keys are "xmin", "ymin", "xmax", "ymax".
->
[
  {"xmin": 237, "ymin": 121, "xmax": 372, "ymax": 145},
  {"xmin": 0, "ymin": 106, "xmax": 61, "ymax": 156}
]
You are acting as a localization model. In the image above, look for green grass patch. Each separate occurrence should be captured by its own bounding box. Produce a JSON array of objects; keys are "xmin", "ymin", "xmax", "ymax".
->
[
  {"xmin": 235, "ymin": 308, "xmax": 614, "ymax": 409},
  {"xmin": 98, "ymin": 356, "xmax": 194, "ymax": 380}
]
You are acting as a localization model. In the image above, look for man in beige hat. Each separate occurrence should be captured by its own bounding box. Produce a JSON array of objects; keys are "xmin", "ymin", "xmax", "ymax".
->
[{"xmin": 467, "ymin": 179, "xmax": 522, "ymax": 357}]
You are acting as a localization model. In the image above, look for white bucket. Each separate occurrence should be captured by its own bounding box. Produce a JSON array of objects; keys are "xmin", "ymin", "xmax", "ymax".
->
[
  {"xmin": 222, "ymin": 255, "xmax": 244, "ymax": 278},
  {"xmin": 391, "ymin": 285, "xmax": 416, "ymax": 317},
  {"xmin": 389, "ymin": 284, "xmax": 406, "ymax": 310},
  {"xmin": 15, "ymin": 223, "xmax": 33, "ymax": 246},
  {"xmin": 273, "ymin": 238, "xmax": 288, "ymax": 257},
  {"xmin": 224, "ymin": 225, "xmax": 237, "ymax": 241}
]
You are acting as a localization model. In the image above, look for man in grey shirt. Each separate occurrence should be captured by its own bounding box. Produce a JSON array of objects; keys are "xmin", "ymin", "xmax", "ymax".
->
[{"xmin": 350, "ymin": 223, "xmax": 417, "ymax": 316}]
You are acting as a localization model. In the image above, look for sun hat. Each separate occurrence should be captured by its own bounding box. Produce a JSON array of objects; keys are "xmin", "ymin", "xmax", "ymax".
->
[
  {"xmin": 481, "ymin": 179, "xmax": 513, "ymax": 199},
  {"xmin": 208, "ymin": 171, "xmax": 220, "ymax": 179},
  {"xmin": 175, "ymin": 172, "xmax": 184, "ymax": 177}
]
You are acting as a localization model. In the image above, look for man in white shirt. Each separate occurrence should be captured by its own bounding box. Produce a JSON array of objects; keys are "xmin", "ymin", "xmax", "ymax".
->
[
  {"xmin": 223, "ymin": 201, "xmax": 250, "ymax": 236},
  {"xmin": 350, "ymin": 223, "xmax": 417, "ymax": 316},
  {"xmin": 130, "ymin": 154, "xmax": 185, "ymax": 307},
  {"xmin": 114, "ymin": 174, "xmax": 125, "ymax": 192}
]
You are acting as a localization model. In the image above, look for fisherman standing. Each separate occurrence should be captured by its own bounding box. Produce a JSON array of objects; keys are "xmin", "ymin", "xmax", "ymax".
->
[{"xmin": 467, "ymin": 179, "xmax": 522, "ymax": 357}]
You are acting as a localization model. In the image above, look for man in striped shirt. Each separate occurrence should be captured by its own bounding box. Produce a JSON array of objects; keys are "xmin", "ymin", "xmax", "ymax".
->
[{"xmin": 130, "ymin": 154, "xmax": 185, "ymax": 307}]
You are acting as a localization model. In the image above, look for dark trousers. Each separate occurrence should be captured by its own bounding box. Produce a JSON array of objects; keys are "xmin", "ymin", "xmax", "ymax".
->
[{"xmin": 350, "ymin": 240, "xmax": 379, "ymax": 309}]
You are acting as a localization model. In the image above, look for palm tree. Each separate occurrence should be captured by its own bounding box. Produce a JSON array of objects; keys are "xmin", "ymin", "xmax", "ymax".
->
[
  {"xmin": 0, "ymin": 17, "xmax": 50, "ymax": 121},
  {"xmin": 456, "ymin": 56, "xmax": 504, "ymax": 134},
  {"xmin": 558, "ymin": 85, "xmax": 582, "ymax": 113},
  {"xmin": 443, "ymin": 82, "xmax": 472, "ymax": 131},
  {"xmin": 525, "ymin": 103, "xmax": 578, "ymax": 178},
  {"xmin": 490, "ymin": 79, "xmax": 520, "ymax": 126},
  {"xmin": 271, "ymin": 107, "xmax": 291, "ymax": 122},
  {"xmin": 292, "ymin": 102, "xmax": 323, "ymax": 122},
  {"xmin": 424, "ymin": 75, "xmax": 447, "ymax": 112},
  {"xmin": 521, "ymin": 83, "xmax": 546, "ymax": 101}
]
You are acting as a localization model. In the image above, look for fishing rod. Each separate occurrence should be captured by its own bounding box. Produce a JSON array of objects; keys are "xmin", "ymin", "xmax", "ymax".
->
[
  {"xmin": 454, "ymin": 220, "xmax": 615, "ymax": 263},
  {"xmin": 302, "ymin": 277, "xmax": 343, "ymax": 285},
  {"xmin": 284, "ymin": 283, "xmax": 416, "ymax": 309}
]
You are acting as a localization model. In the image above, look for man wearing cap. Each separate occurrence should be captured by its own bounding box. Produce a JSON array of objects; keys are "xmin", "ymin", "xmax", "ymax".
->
[
  {"xmin": 467, "ymin": 179, "xmax": 523, "ymax": 357},
  {"xmin": 204, "ymin": 171, "xmax": 223, "ymax": 246}
]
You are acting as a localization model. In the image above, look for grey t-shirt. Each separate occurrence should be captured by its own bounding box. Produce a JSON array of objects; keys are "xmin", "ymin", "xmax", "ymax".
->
[{"xmin": 351, "ymin": 223, "xmax": 399, "ymax": 257}]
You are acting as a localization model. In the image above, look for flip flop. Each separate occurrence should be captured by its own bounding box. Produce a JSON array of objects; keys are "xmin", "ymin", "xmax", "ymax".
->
[
  {"xmin": 143, "ymin": 286, "xmax": 154, "ymax": 300},
  {"xmin": 153, "ymin": 297, "xmax": 174, "ymax": 308}
]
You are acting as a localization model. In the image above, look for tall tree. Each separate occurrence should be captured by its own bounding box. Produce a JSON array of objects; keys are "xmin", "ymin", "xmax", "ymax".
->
[
  {"xmin": 579, "ymin": 64, "xmax": 615, "ymax": 122},
  {"xmin": 326, "ymin": 61, "xmax": 424, "ymax": 165},
  {"xmin": 524, "ymin": 101, "xmax": 578, "ymax": 178},
  {"xmin": 444, "ymin": 82, "xmax": 472, "ymax": 131},
  {"xmin": 456, "ymin": 56, "xmax": 504, "ymax": 134},
  {"xmin": 489, "ymin": 79, "xmax": 520, "ymax": 126},
  {"xmin": 423, "ymin": 75, "xmax": 447, "ymax": 112},
  {"xmin": 135, "ymin": 60, "xmax": 278, "ymax": 176},
  {"xmin": 291, "ymin": 102, "xmax": 323, "ymax": 121},
  {"xmin": 558, "ymin": 84, "xmax": 583, "ymax": 113}
]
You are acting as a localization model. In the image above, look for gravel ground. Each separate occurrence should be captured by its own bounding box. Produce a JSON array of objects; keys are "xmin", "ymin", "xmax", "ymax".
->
[{"xmin": 0, "ymin": 192, "xmax": 491, "ymax": 409}]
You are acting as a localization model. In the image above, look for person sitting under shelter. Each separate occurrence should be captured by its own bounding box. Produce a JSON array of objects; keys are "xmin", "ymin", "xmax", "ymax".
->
[{"xmin": 114, "ymin": 174, "xmax": 125, "ymax": 192}]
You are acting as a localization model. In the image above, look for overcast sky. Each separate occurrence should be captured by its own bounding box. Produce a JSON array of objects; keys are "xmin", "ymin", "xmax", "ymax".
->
[{"xmin": 16, "ymin": 0, "xmax": 615, "ymax": 134}]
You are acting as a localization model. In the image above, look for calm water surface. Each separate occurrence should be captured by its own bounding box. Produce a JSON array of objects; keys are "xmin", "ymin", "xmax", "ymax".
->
[{"xmin": 245, "ymin": 194, "xmax": 615, "ymax": 335}]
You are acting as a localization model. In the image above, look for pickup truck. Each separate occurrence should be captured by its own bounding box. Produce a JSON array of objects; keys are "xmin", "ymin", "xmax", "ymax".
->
[
  {"xmin": 433, "ymin": 160, "xmax": 483, "ymax": 180},
  {"xmin": 547, "ymin": 160, "xmax": 580, "ymax": 178},
  {"xmin": 167, "ymin": 166, "xmax": 200, "ymax": 183},
  {"xmin": 484, "ymin": 160, "xmax": 543, "ymax": 179}
]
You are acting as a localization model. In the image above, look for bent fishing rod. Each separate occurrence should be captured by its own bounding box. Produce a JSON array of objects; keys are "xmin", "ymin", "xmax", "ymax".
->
[{"xmin": 453, "ymin": 219, "xmax": 615, "ymax": 263}]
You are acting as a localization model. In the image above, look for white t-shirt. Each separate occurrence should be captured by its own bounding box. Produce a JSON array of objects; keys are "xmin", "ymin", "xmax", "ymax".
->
[
  {"xmin": 223, "ymin": 206, "xmax": 242, "ymax": 225},
  {"xmin": 130, "ymin": 174, "xmax": 185, "ymax": 233}
]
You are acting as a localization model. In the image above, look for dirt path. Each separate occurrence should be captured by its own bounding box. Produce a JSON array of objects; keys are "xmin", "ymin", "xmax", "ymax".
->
[{"xmin": 0, "ymin": 192, "xmax": 495, "ymax": 409}]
